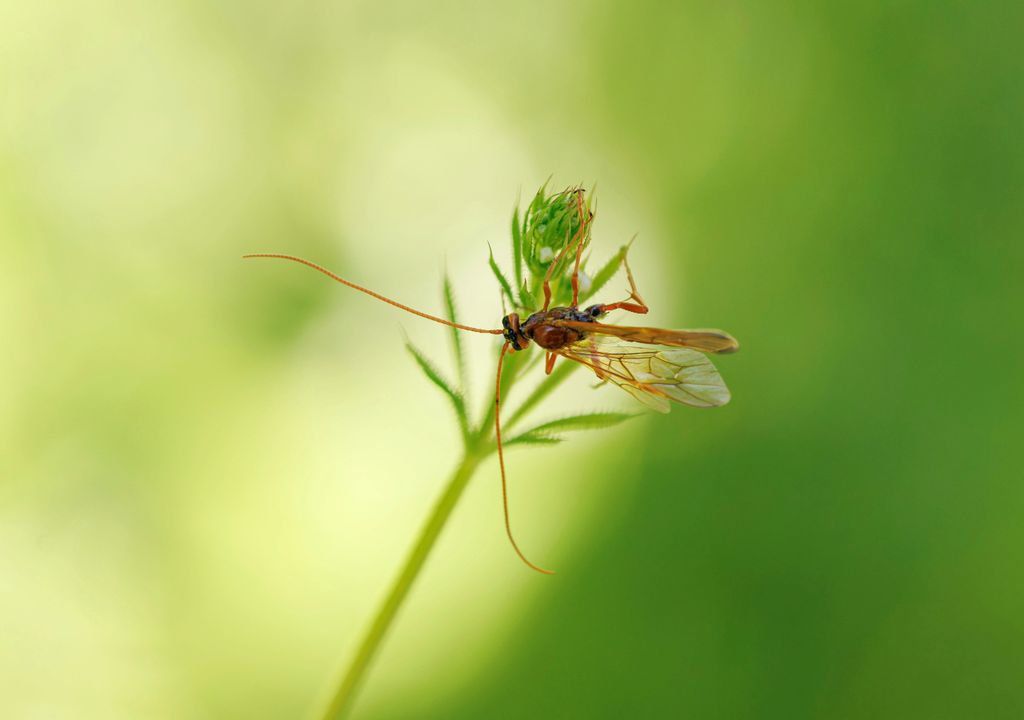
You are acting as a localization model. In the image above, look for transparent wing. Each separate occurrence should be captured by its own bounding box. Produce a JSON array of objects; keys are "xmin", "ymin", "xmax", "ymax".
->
[
  {"xmin": 552, "ymin": 319, "xmax": 739, "ymax": 354},
  {"xmin": 559, "ymin": 337, "xmax": 732, "ymax": 412}
]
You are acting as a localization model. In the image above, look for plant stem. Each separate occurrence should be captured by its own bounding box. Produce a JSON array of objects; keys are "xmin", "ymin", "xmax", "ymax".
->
[{"xmin": 319, "ymin": 450, "xmax": 483, "ymax": 720}]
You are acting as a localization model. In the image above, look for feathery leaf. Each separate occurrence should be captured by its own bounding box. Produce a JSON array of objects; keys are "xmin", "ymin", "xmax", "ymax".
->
[
  {"xmin": 580, "ymin": 242, "xmax": 629, "ymax": 303},
  {"xmin": 406, "ymin": 342, "xmax": 469, "ymax": 441},
  {"xmin": 503, "ymin": 432, "xmax": 564, "ymax": 447},
  {"xmin": 442, "ymin": 273, "xmax": 465, "ymax": 394},
  {"xmin": 511, "ymin": 206, "xmax": 523, "ymax": 295},
  {"xmin": 505, "ymin": 358, "xmax": 579, "ymax": 429},
  {"xmin": 487, "ymin": 243, "xmax": 515, "ymax": 307},
  {"xmin": 515, "ymin": 412, "xmax": 635, "ymax": 437}
]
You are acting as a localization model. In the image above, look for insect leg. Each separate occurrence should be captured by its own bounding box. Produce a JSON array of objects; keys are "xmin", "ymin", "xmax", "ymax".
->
[
  {"xmin": 570, "ymin": 189, "xmax": 591, "ymax": 307},
  {"xmin": 495, "ymin": 342, "xmax": 554, "ymax": 575},
  {"xmin": 540, "ymin": 227, "xmax": 572, "ymax": 311},
  {"xmin": 540, "ymin": 189, "xmax": 590, "ymax": 311},
  {"xmin": 545, "ymin": 351, "xmax": 557, "ymax": 375},
  {"xmin": 598, "ymin": 246, "xmax": 649, "ymax": 315}
]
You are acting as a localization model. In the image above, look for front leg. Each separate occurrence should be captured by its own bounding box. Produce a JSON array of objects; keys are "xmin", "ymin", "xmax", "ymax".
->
[
  {"xmin": 569, "ymin": 189, "xmax": 591, "ymax": 307},
  {"xmin": 541, "ymin": 189, "xmax": 591, "ymax": 311}
]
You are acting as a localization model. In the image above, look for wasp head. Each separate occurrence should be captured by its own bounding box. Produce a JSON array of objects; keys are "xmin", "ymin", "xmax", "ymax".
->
[{"xmin": 501, "ymin": 313, "xmax": 530, "ymax": 352}]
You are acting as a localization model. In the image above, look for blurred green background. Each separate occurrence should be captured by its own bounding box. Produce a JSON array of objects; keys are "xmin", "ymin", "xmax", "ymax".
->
[{"xmin": 3, "ymin": 1, "xmax": 1022, "ymax": 718}]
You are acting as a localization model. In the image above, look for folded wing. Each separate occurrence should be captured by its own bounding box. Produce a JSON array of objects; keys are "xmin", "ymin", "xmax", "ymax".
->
[
  {"xmin": 552, "ymin": 320, "xmax": 739, "ymax": 354},
  {"xmin": 558, "ymin": 337, "xmax": 732, "ymax": 412}
]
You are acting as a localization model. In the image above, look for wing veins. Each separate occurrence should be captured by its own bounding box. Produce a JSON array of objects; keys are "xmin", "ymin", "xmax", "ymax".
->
[
  {"xmin": 557, "ymin": 348, "xmax": 672, "ymax": 400},
  {"xmin": 560, "ymin": 336, "xmax": 732, "ymax": 409}
]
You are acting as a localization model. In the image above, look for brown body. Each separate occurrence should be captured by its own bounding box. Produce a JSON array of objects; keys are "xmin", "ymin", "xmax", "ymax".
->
[
  {"xmin": 502, "ymin": 305, "xmax": 603, "ymax": 351},
  {"xmin": 502, "ymin": 304, "xmax": 737, "ymax": 355}
]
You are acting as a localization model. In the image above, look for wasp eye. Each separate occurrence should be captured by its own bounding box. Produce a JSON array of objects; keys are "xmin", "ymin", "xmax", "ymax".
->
[{"xmin": 587, "ymin": 304, "xmax": 603, "ymax": 317}]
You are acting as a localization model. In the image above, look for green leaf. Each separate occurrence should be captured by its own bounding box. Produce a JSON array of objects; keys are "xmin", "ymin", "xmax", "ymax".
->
[
  {"xmin": 517, "ymin": 279, "xmax": 532, "ymax": 312},
  {"xmin": 406, "ymin": 341, "xmax": 469, "ymax": 441},
  {"xmin": 505, "ymin": 358, "xmax": 579, "ymax": 429},
  {"xmin": 442, "ymin": 273, "xmax": 465, "ymax": 394},
  {"xmin": 511, "ymin": 205, "xmax": 523, "ymax": 294},
  {"xmin": 503, "ymin": 431, "xmax": 564, "ymax": 447},
  {"xmin": 515, "ymin": 412, "xmax": 636, "ymax": 437},
  {"xmin": 487, "ymin": 243, "xmax": 515, "ymax": 308},
  {"xmin": 580, "ymin": 242, "xmax": 629, "ymax": 303}
]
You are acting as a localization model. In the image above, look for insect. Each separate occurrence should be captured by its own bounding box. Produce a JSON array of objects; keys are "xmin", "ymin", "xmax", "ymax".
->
[{"xmin": 244, "ymin": 191, "xmax": 737, "ymax": 574}]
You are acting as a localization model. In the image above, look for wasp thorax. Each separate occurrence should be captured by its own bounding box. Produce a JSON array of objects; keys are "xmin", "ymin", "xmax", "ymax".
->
[{"xmin": 529, "ymin": 325, "xmax": 567, "ymax": 349}]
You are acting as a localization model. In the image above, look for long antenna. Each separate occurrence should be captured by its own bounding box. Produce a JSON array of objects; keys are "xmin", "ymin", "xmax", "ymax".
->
[
  {"xmin": 495, "ymin": 341, "xmax": 555, "ymax": 574},
  {"xmin": 243, "ymin": 253, "xmax": 504, "ymax": 335}
]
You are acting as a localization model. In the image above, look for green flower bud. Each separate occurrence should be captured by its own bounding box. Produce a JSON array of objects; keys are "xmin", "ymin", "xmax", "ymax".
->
[{"xmin": 517, "ymin": 185, "xmax": 593, "ymax": 308}]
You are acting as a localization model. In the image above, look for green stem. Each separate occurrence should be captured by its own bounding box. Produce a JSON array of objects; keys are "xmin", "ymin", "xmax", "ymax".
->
[{"xmin": 319, "ymin": 450, "xmax": 484, "ymax": 720}]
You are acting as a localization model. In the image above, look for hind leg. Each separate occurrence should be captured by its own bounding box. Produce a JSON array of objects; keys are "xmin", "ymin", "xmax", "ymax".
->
[{"xmin": 597, "ymin": 248, "xmax": 649, "ymax": 315}]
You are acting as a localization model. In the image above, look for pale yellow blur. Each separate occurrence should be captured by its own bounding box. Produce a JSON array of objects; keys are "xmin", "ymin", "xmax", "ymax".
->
[{"xmin": 0, "ymin": 2, "xmax": 673, "ymax": 717}]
